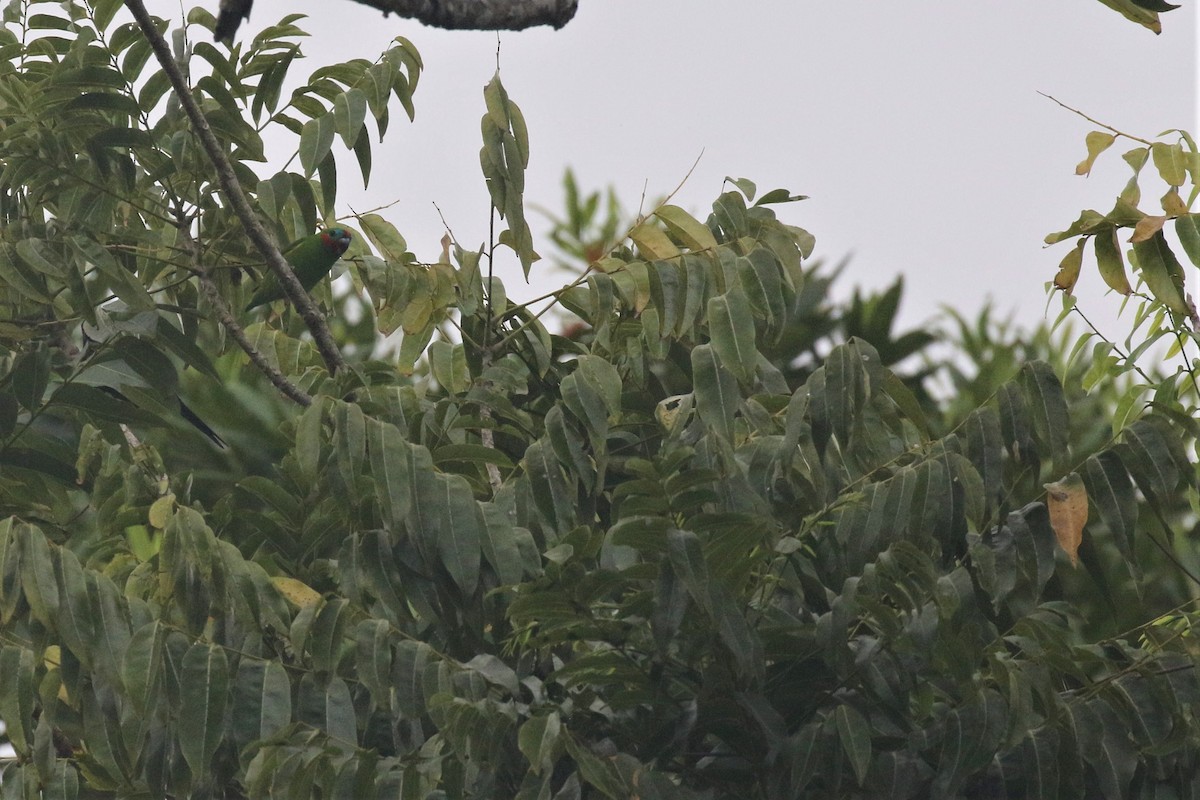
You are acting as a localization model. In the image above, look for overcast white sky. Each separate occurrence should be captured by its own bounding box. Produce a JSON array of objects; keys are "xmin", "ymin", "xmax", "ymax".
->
[{"xmin": 177, "ymin": 0, "xmax": 1197, "ymax": 336}]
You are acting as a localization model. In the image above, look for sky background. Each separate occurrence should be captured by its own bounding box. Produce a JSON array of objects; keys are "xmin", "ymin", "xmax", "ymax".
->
[{"xmin": 171, "ymin": 0, "xmax": 1196, "ymax": 339}]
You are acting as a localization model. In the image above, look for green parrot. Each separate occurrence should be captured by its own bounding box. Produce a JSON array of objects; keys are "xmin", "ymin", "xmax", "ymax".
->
[{"xmin": 244, "ymin": 227, "xmax": 353, "ymax": 311}]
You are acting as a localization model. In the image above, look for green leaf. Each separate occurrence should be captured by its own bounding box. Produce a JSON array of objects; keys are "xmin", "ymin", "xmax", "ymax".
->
[
  {"xmin": 432, "ymin": 474, "xmax": 482, "ymax": 596},
  {"xmin": 333, "ymin": 88, "xmax": 368, "ymax": 150},
  {"xmin": 755, "ymin": 187, "xmax": 809, "ymax": 205},
  {"xmin": 89, "ymin": 127, "xmax": 154, "ymax": 149},
  {"xmin": 478, "ymin": 502, "xmax": 527, "ymax": 585},
  {"xmin": 306, "ymin": 598, "xmax": 352, "ymax": 674},
  {"xmin": 392, "ymin": 640, "xmax": 436, "ymax": 717},
  {"xmin": 17, "ymin": 523, "xmax": 58, "ymax": 628},
  {"xmin": 1020, "ymin": 362, "xmax": 1070, "ymax": 458},
  {"xmin": 1044, "ymin": 209, "xmax": 1107, "ymax": 245},
  {"xmin": 1093, "ymin": 0, "xmax": 1163, "ymax": 31},
  {"xmin": 12, "ymin": 347, "xmax": 50, "ymax": 412},
  {"xmin": 1131, "ymin": 231, "xmax": 1188, "ymax": 315},
  {"xmin": 691, "ymin": 344, "xmax": 738, "ymax": 442},
  {"xmin": 53, "ymin": 547, "xmax": 95, "ymax": 671},
  {"xmin": 708, "ymin": 290, "xmax": 758, "ymax": 384},
  {"xmin": 299, "ymin": 113, "xmax": 336, "ymax": 177},
  {"xmin": 562, "ymin": 730, "xmax": 628, "ymax": 799},
  {"xmin": 297, "ymin": 674, "xmax": 357, "ymax": 744},
  {"xmin": 230, "ymin": 662, "xmax": 291, "ymax": 748},
  {"xmin": 835, "ymin": 704, "xmax": 872, "ymax": 787},
  {"xmin": 0, "ymin": 646, "xmax": 34, "ymax": 754},
  {"xmin": 15, "ymin": 238, "xmax": 64, "ymax": 278},
  {"xmin": 1174, "ymin": 214, "xmax": 1200, "ymax": 269},
  {"xmin": 156, "ymin": 317, "xmax": 220, "ymax": 380},
  {"xmin": 1118, "ymin": 417, "xmax": 1181, "ymax": 498},
  {"xmin": 333, "ymin": 400, "xmax": 367, "ymax": 488},
  {"xmin": 122, "ymin": 621, "xmax": 165, "ymax": 716},
  {"xmin": 354, "ymin": 619, "xmax": 393, "ymax": 711},
  {"xmin": 0, "ymin": 242, "xmax": 51, "ymax": 301},
  {"xmin": 1093, "ymin": 227, "xmax": 1132, "ymax": 295},
  {"xmin": 518, "ymin": 712, "xmax": 562, "ymax": 775},
  {"xmin": 67, "ymin": 90, "xmax": 139, "ymax": 116},
  {"xmin": 179, "ymin": 643, "xmax": 229, "ymax": 775},
  {"xmin": 1083, "ymin": 450, "xmax": 1137, "ymax": 570},
  {"xmin": 352, "ymin": 126, "xmax": 372, "ymax": 185},
  {"xmin": 368, "ymin": 418, "xmax": 412, "ymax": 530},
  {"xmin": 114, "ymin": 337, "xmax": 179, "ymax": 396},
  {"xmin": 68, "ymin": 236, "xmax": 156, "ymax": 310},
  {"xmin": 1151, "ymin": 141, "xmax": 1187, "ymax": 186},
  {"xmin": 429, "ymin": 340, "xmax": 470, "ymax": 394},
  {"xmin": 80, "ymin": 681, "xmax": 130, "ymax": 783},
  {"xmin": 358, "ymin": 213, "xmax": 410, "ymax": 263},
  {"xmin": 725, "ymin": 176, "xmax": 756, "ymax": 200},
  {"xmin": 561, "ymin": 354, "xmax": 621, "ymax": 448},
  {"xmin": 931, "ymin": 690, "xmax": 1008, "ymax": 799}
]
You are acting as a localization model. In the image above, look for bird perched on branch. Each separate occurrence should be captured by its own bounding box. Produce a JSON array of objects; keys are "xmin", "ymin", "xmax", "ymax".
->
[{"xmin": 245, "ymin": 228, "xmax": 352, "ymax": 311}]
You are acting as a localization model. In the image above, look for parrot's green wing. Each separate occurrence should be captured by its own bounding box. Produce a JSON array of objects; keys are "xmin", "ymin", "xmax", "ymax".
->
[{"xmin": 244, "ymin": 228, "xmax": 352, "ymax": 311}]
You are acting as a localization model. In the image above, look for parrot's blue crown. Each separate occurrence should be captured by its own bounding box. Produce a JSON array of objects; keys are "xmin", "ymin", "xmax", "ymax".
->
[{"xmin": 322, "ymin": 228, "xmax": 352, "ymax": 254}]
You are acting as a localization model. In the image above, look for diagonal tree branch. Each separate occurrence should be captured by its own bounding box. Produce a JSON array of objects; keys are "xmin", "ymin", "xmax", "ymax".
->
[
  {"xmin": 177, "ymin": 223, "xmax": 313, "ymax": 407},
  {"xmin": 124, "ymin": 0, "xmax": 347, "ymax": 377}
]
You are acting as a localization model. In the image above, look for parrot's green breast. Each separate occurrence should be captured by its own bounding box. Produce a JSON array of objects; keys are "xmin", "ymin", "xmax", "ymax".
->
[{"xmin": 245, "ymin": 228, "xmax": 353, "ymax": 311}]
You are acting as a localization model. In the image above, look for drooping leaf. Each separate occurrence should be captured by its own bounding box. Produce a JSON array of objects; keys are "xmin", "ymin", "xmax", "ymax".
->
[{"xmin": 1043, "ymin": 472, "xmax": 1087, "ymax": 566}]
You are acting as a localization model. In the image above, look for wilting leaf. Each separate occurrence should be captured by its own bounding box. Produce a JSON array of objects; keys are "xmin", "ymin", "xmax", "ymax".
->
[
  {"xmin": 1129, "ymin": 215, "xmax": 1167, "ymax": 244},
  {"xmin": 272, "ymin": 576, "xmax": 321, "ymax": 608},
  {"xmin": 1044, "ymin": 472, "xmax": 1087, "ymax": 566},
  {"xmin": 1053, "ymin": 239, "xmax": 1086, "ymax": 294}
]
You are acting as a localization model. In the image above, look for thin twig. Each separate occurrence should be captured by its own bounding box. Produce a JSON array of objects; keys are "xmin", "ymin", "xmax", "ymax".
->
[
  {"xmin": 123, "ymin": 0, "xmax": 346, "ymax": 376},
  {"xmin": 1038, "ymin": 93, "xmax": 1155, "ymax": 146},
  {"xmin": 487, "ymin": 149, "xmax": 707, "ymax": 352}
]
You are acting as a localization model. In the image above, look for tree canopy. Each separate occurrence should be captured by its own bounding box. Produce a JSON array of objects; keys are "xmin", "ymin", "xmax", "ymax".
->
[{"xmin": 1, "ymin": 1, "xmax": 1199, "ymax": 798}]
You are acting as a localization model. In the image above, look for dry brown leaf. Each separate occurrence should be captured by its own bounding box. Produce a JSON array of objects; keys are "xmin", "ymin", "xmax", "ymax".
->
[
  {"xmin": 1130, "ymin": 215, "xmax": 1168, "ymax": 244},
  {"xmin": 1045, "ymin": 472, "xmax": 1088, "ymax": 566}
]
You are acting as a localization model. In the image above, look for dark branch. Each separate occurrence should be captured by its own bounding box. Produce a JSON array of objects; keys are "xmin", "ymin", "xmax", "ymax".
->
[
  {"xmin": 124, "ymin": 0, "xmax": 347, "ymax": 377},
  {"xmin": 212, "ymin": 0, "xmax": 577, "ymax": 41},
  {"xmin": 362, "ymin": 0, "xmax": 577, "ymax": 30}
]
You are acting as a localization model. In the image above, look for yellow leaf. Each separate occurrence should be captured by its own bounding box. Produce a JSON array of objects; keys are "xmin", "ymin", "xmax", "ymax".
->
[
  {"xmin": 1161, "ymin": 187, "xmax": 1187, "ymax": 216},
  {"xmin": 1045, "ymin": 473, "xmax": 1087, "ymax": 566},
  {"xmin": 655, "ymin": 205, "xmax": 718, "ymax": 252},
  {"xmin": 1130, "ymin": 215, "xmax": 1168, "ymax": 244},
  {"xmin": 1075, "ymin": 131, "xmax": 1116, "ymax": 176},
  {"xmin": 629, "ymin": 222, "xmax": 681, "ymax": 260},
  {"xmin": 1053, "ymin": 239, "xmax": 1085, "ymax": 294},
  {"xmin": 148, "ymin": 493, "xmax": 176, "ymax": 529},
  {"xmin": 272, "ymin": 576, "xmax": 322, "ymax": 608}
]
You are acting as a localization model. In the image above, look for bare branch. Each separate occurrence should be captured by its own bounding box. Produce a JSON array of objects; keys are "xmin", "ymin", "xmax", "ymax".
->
[{"xmin": 124, "ymin": 0, "xmax": 347, "ymax": 377}]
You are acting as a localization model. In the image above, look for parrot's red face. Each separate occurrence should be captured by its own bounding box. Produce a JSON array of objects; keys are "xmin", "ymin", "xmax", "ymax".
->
[{"xmin": 321, "ymin": 228, "xmax": 352, "ymax": 256}]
